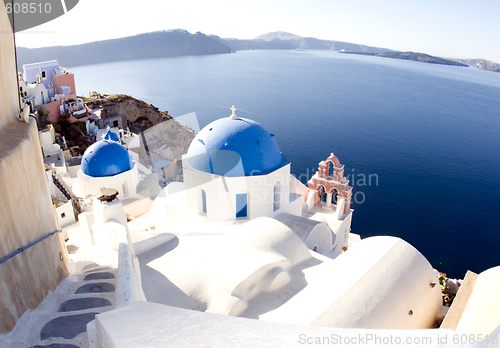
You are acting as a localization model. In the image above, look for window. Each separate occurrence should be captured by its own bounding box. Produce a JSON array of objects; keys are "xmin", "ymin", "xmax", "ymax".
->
[
  {"xmin": 329, "ymin": 161, "xmax": 335, "ymax": 178},
  {"xmin": 122, "ymin": 181, "xmax": 128, "ymax": 197},
  {"xmin": 41, "ymin": 70, "xmax": 46, "ymax": 78},
  {"xmin": 236, "ymin": 193, "xmax": 248, "ymax": 218},
  {"xmin": 201, "ymin": 190, "xmax": 207, "ymax": 214},
  {"xmin": 48, "ymin": 82, "xmax": 53, "ymax": 88},
  {"xmin": 319, "ymin": 185, "xmax": 326, "ymax": 203},
  {"xmin": 273, "ymin": 182, "xmax": 281, "ymax": 212},
  {"xmin": 61, "ymin": 212, "xmax": 66, "ymax": 218},
  {"xmin": 332, "ymin": 188, "xmax": 339, "ymax": 204}
]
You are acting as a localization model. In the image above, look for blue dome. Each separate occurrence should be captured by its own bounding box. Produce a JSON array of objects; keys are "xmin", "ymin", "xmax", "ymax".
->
[
  {"xmin": 103, "ymin": 128, "xmax": 119, "ymax": 142},
  {"xmin": 81, "ymin": 139, "xmax": 131, "ymax": 177},
  {"xmin": 186, "ymin": 117, "xmax": 287, "ymax": 176}
]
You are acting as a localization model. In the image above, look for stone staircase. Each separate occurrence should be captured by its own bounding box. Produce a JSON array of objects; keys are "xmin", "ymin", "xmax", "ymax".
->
[
  {"xmin": 0, "ymin": 260, "xmax": 117, "ymax": 348},
  {"xmin": 52, "ymin": 172, "xmax": 72, "ymax": 201},
  {"xmin": 30, "ymin": 262, "xmax": 116, "ymax": 348}
]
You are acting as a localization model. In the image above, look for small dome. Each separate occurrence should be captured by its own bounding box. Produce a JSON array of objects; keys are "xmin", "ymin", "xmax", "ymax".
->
[
  {"xmin": 186, "ymin": 116, "xmax": 287, "ymax": 176},
  {"xmin": 81, "ymin": 138, "xmax": 131, "ymax": 177},
  {"xmin": 103, "ymin": 128, "xmax": 119, "ymax": 142}
]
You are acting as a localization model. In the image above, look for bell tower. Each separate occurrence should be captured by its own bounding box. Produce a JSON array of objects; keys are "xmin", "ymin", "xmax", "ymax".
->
[{"xmin": 307, "ymin": 153, "xmax": 353, "ymax": 216}]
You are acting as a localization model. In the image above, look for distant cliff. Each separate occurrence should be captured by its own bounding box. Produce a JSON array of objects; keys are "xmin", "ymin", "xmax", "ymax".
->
[
  {"xmin": 449, "ymin": 58, "xmax": 500, "ymax": 73},
  {"xmin": 211, "ymin": 31, "xmax": 392, "ymax": 53},
  {"xmin": 340, "ymin": 51, "xmax": 468, "ymax": 67},
  {"xmin": 16, "ymin": 30, "xmax": 232, "ymax": 68},
  {"xmin": 377, "ymin": 52, "xmax": 467, "ymax": 66},
  {"xmin": 16, "ymin": 30, "xmax": 498, "ymax": 73}
]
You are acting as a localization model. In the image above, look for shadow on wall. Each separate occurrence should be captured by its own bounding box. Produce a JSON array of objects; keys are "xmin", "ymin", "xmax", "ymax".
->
[
  {"xmin": 137, "ymin": 237, "xmax": 208, "ymax": 312},
  {"xmin": 229, "ymin": 257, "xmax": 323, "ymax": 319}
]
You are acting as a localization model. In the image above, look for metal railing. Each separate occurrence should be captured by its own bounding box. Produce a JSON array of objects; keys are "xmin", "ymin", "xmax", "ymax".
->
[{"xmin": 0, "ymin": 230, "xmax": 62, "ymax": 265}]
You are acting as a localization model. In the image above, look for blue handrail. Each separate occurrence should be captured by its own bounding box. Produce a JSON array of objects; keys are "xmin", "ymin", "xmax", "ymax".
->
[{"xmin": 0, "ymin": 230, "xmax": 62, "ymax": 265}]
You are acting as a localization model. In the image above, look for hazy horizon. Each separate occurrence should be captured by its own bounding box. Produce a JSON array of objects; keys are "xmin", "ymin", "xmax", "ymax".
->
[{"xmin": 13, "ymin": 0, "xmax": 500, "ymax": 63}]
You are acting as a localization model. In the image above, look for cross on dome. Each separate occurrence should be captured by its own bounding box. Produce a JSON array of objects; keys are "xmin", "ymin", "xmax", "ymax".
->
[{"xmin": 229, "ymin": 105, "xmax": 238, "ymax": 119}]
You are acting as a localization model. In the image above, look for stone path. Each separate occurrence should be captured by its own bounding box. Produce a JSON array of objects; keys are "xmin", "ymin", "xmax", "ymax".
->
[
  {"xmin": 34, "ymin": 264, "xmax": 116, "ymax": 348},
  {"xmin": 0, "ymin": 262, "xmax": 117, "ymax": 348}
]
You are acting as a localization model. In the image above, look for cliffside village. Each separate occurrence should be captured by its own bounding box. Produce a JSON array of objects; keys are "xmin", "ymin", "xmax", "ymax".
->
[{"xmin": 1, "ymin": 19, "xmax": 499, "ymax": 345}]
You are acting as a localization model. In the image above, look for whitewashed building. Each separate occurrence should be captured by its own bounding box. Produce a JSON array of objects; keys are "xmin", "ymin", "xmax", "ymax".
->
[
  {"xmin": 76, "ymin": 129, "xmax": 140, "ymax": 201},
  {"xmin": 182, "ymin": 107, "xmax": 303, "ymax": 222}
]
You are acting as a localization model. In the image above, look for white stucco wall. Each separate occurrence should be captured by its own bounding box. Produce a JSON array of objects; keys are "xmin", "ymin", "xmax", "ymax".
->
[
  {"xmin": 289, "ymin": 173, "xmax": 310, "ymax": 204},
  {"xmin": 56, "ymin": 201, "xmax": 76, "ymax": 228},
  {"xmin": 90, "ymin": 199, "xmax": 146, "ymax": 309},
  {"xmin": 260, "ymin": 236, "xmax": 441, "ymax": 329},
  {"xmin": 67, "ymin": 165, "xmax": 81, "ymax": 178},
  {"xmin": 327, "ymin": 210, "xmax": 353, "ymax": 253},
  {"xmin": 455, "ymin": 266, "xmax": 500, "ymax": 335},
  {"xmin": 77, "ymin": 162, "xmax": 139, "ymax": 201},
  {"xmin": 274, "ymin": 213, "xmax": 334, "ymax": 253},
  {"xmin": 38, "ymin": 126, "xmax": 54, "ymax": 151},
  {"xmin": 27, "ymin": 83, "xmax": 49, "ymax": 105},
  {"xmin": 138, "ymin": 218, "xmax": 312, "ymax": 315},
  {"xmin": 182, "ymin": 160, "xmax": 301, "ymax": 222},
  {"xmin": 94, "ymin": 301, "xmax": 463, "ymax": 348},
  {"xmin": 137, "ymin": 216, "xmax": 440, "ymax": 330}
]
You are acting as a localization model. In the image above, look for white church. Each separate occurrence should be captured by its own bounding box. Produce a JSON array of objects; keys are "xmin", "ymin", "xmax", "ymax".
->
[
  {"xmin": 2, "ymin": 3, "xmax": 499, "ymax": 340},
  {"xmin": 52, "ymin": 106, "xmax": 444, "ymax": 336},
  {"xmin": 3, "ymin": 101, "xmax": 499, "ymax": 347},
  {"xmin": 77, "ymin": 129, "xmax": 140, "ymax": 201}
]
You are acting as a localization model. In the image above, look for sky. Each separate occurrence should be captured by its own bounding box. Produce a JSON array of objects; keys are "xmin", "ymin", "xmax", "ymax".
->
[{"xmin": 13, "ymin": 0, "xmax": 500, "ymax": 63}]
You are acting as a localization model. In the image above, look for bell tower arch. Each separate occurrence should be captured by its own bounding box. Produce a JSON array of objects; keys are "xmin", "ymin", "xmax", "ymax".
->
[{"xmin": 307, "ymin": 153, "xmax": 352, "ymax": 216}]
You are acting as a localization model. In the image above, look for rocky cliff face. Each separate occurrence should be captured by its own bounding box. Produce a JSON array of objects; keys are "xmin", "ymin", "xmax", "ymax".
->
[
  {"xmin": 140, "ymin": 118, "xmax": 196, "ymax": 168},
  {"xmin": 90, "ymin": 94, "xmax": 172, "ymax": 134},
  {"xmin": 90, "ymin": 94, "xmax": 196, "ymax": 171}
]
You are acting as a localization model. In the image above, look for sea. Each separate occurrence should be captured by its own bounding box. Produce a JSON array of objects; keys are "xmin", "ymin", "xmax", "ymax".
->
[{"xmin": 71, "ymin": 50, "xmax": 500, "ymax": 279}]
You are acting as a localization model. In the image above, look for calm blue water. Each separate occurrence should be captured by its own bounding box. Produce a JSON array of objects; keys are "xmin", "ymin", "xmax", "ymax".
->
[{"xmin": 71, "ymin": 50, "xmax": 500, "ymax": 279}]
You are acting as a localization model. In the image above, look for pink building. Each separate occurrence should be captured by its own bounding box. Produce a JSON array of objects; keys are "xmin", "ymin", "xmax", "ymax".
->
[
  {"xmin": 19, "ymin": 60, "xmax": 91, "ymax": 123},
  {"xmin": 308, "ymin": 153, "xmax": 353, "ymax": 215}
]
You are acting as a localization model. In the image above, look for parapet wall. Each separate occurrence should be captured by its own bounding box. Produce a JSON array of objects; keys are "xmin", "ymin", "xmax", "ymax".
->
[
  {"xmin": 0, "ymin": 120, "xmax": 69, "ymax": 333},
  {"xmin": 0, "ymin": 5, "xmax": 20, "ymax": 129},
  {"xmin": 0, "ymin": 4, "xmax": 69, "ymax": 332},
  {"xmin": 94, "ymin": 301, "xmax": 461, "ymax": 347}
]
